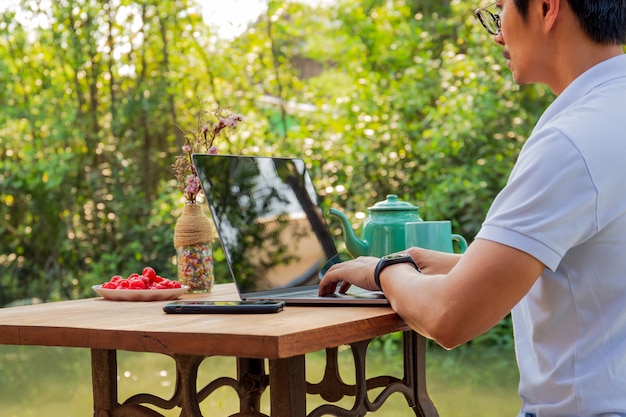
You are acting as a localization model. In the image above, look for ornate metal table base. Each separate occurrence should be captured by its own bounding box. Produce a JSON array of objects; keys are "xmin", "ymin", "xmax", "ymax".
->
[{"xmin": 91, "ymin": 331, "xmax": 438, "ymax": 417}]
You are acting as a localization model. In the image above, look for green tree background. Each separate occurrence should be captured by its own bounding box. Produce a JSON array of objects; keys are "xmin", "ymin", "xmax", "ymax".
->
[{"xmin": 0, "ymin": 0, "xmax": 554, "ymax": 345}]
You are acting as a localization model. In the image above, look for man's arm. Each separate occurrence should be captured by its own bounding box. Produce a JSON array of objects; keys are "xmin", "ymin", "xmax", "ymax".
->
[
  {"xmin": 318, "ymin": 238, "xmax": 544, "ymax": 349},
  {"xmin": 384, "ymin": 239, "xmax": 544, "ymax": 348}
]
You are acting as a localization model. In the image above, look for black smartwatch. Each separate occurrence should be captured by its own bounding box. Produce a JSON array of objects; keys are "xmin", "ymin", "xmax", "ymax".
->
[{"xmin": 373, "ymin": 253, "xmax": 420, "ymax": 291}]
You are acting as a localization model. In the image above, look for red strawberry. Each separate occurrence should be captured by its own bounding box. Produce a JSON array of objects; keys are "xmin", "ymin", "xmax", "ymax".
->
[{"xmin": 142, "ymin": 267, "xmax": 157, "ymax": 282}]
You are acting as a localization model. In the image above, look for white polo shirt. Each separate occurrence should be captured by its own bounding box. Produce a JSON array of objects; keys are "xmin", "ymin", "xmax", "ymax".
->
[{"xmin": 476, "ymin": 54, "xmax": 626, "ymax": 417}]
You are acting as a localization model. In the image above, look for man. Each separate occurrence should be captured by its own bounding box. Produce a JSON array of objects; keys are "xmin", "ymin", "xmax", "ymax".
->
[{"xmin": 318, "ymin": 0, "xmax": 626, "ymax": 415}]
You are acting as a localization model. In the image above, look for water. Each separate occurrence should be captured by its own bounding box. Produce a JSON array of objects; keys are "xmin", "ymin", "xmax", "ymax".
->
[{"xmin": 0, "ymin": 343, "xmax": 520, "ymax": 416}]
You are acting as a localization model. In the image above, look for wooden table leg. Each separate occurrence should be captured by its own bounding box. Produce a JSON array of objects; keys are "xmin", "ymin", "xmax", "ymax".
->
[
  {"xmin": 91, "ymin": 349, "xmax": 119, "ymax": 417},
  {"xmin": 269, "ymin": 355, "xmax": 307, "ymax": 417}
]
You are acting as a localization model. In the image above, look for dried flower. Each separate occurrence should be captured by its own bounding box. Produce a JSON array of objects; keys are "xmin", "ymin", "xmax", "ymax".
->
[{"xmin": 173, "ymin": 105, "xmax": 244, "ymax": 202}]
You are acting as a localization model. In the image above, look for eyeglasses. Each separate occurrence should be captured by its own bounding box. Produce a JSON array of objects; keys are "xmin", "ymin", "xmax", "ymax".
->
[{"xmin": 474, "ymin": 2, "xmax": 501, "ymax": 35}]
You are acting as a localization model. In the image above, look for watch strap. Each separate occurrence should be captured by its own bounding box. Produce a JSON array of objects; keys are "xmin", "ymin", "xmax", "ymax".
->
[{"xmin": 373, "ymin": 254, "xmax": 419, "ymax": 291}]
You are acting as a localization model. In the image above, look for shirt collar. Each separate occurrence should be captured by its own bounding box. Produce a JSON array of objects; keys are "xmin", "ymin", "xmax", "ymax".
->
[{"xmin": 533, "ymin": 54, "xmax": 626, "ymax": 133}]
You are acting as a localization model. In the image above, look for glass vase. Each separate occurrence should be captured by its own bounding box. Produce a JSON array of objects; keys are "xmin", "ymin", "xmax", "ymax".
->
[{"xmin": 174, "ymin": 201, "xmax": 215, "ymax": 293}]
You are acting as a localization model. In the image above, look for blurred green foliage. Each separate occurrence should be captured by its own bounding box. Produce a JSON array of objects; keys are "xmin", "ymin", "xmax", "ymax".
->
[{"xmin": 0, "ymin": 0, "xmax": 554, "ymax": 347}]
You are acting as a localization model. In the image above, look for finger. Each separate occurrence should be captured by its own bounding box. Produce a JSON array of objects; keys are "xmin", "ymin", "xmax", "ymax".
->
[
  {"xmin": 339, "ymin": 281, "xmax": 352, "ymax": 294},
  {"xmin": 318, "ymin": 280, "xmax": 338, "ymax": 296}
]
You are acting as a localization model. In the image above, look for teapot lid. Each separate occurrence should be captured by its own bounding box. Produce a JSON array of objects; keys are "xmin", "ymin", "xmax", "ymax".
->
[{"xmin": 368, "ymin": 194, "xmax": 419, "ymax": 212}]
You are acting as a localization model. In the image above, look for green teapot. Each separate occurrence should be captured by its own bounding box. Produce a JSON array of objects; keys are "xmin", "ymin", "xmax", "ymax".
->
[{"xmin": 329, "ymin": 194, "xmax": 422, "ymax": 258}]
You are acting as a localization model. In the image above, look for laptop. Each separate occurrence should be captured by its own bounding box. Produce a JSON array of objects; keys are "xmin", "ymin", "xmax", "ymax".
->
[{"xmin": 192, "ymin": 154, "xmax": 388, "ymax": 306}]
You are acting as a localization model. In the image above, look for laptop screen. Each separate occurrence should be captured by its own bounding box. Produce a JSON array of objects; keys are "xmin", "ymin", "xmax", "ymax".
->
[{"xmin": 192, "ymin": 154, "xmax": 338, "ymax": 295}]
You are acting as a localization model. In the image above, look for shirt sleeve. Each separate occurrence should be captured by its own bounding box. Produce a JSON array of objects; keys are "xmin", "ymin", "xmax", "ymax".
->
[{"xmin": 476, "ymin": 127, "xmax": 598, "ymax": 272}]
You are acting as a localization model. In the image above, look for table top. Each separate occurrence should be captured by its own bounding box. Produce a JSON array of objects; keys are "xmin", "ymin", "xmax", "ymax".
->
[{"xmin": 0, "ymin": 284, "xmax": 409, "ymax": 359}]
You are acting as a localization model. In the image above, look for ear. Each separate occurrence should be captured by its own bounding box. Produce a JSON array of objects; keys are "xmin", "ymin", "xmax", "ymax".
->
[{"xmin": 541, "ymin": 0, "xmax": 560, "ymax": 31}]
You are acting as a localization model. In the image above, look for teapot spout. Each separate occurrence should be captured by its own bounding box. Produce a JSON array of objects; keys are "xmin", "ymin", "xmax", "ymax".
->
[{"xmin": 328, "ymin": 208, "xmax": 369, "ymax": 257}]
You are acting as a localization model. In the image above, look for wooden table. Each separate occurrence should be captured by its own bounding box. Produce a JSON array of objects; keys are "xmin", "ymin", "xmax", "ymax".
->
[{"xmin": 0, "ymin": 283, "xmax": 439, "ymax": 417}]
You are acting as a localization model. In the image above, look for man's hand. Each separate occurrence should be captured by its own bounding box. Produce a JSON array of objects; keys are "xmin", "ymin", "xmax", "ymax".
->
[
  {"xmin": 318, "ymin": 256, "xmax": 380, "ymax": 296},
  {"xmin": 404, "ymin": 246, "xmax": 462, "ymax": 275},
  {"xmin": 318, "ymin": 248, "xmax": 460, "ymax": 296}
]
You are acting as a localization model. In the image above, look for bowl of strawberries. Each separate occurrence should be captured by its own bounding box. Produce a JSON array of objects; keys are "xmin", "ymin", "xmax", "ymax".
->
[{"xmin": 92, "ymin": 266, "xmax": 188, "ymax": 301}]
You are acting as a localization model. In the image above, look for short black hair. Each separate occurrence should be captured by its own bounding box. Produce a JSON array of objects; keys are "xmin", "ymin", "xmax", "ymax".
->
[{"xmin": 513, "ymin": 0, "xmax": 626, "ymax": 44}]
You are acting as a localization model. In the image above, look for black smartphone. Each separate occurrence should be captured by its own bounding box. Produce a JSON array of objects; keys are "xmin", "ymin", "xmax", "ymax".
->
[{"xmin": 163, "ymin": 300, "xmax": 285, "ymax": 314}]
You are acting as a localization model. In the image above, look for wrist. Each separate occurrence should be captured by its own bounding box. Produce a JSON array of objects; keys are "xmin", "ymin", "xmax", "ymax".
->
[{"xmin": 373, "ymin": 253, "xmax": 420, "ymax": 291}]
